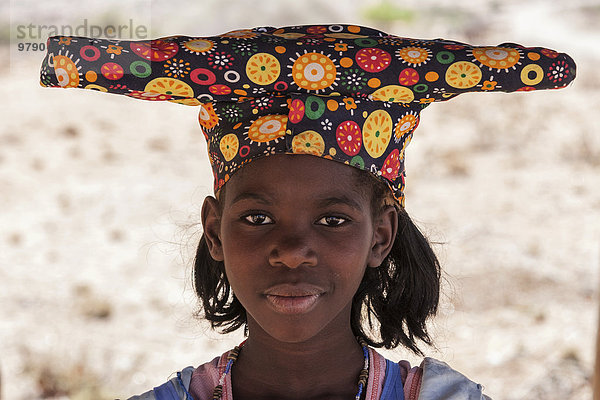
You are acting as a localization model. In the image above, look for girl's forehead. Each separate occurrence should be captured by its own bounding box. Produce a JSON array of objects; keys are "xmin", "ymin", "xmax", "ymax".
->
[
  {"xmin": 232, "ymin": 154, "xmax": 354, "ymax": 181},
  {"xmin": 222, "ymin": 154, "xmax": 368, "ymax": 201}
]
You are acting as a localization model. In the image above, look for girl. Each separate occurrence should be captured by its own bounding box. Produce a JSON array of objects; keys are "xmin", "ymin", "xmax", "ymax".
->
[
  {"xmin": 187, "ymin": 154, "xmax": 448, "ymax": 400},
  {"xmin": 40, "ymin": 24, "xmax": 575, "ymax": 399}
]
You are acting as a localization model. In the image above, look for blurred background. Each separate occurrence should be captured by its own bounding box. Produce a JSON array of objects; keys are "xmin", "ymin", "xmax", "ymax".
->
[{"xmin": 1, "ymin": 0, "xmax": 599, "ymax": 398}]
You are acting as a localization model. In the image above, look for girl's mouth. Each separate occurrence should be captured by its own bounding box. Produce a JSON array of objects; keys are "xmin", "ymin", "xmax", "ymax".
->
[
  {"xmin": 263, "ymin": 284, "xmax": 324, "ymax": 314},
  {"xmin": 264, "ymin": 294, "xmax": 321, "ymax": 314}
]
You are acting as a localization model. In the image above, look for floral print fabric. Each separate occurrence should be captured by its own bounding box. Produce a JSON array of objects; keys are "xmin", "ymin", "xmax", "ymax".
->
[{"xmin": 40, "ymin": 24, "xmax": 576, "ymax": 205}]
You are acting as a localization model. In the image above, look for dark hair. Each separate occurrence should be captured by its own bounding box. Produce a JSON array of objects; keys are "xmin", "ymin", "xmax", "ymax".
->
[{"xmin": 193, "ymin": 170, "xmax": 441, "ymax": 355}]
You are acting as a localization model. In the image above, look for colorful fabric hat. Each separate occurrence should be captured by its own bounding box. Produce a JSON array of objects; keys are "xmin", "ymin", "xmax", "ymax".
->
[{"xmin": 40, "ymin": 24, "xmax": 576, "ymax": 206}]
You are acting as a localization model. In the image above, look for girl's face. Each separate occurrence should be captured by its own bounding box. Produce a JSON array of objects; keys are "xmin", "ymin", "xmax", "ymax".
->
[{"xmin": 202, "ymin": 154, "xmax": 397, "ymax": 344}]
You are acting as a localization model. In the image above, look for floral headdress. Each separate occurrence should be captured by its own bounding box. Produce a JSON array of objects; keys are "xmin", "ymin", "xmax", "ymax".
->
[{"xmin": 40, "ymin": 24, "xmax": 576, "ymax": 206}]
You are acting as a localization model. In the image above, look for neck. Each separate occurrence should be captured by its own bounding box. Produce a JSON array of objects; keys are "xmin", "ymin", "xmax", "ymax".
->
[{"xmin": 232, "ymin": 322, "xmax": 366, "ymax": 400}]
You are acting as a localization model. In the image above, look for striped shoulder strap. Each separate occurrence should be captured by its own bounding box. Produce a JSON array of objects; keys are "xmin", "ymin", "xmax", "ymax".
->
[
  {"xmin": 152, "ymin": 368, "xmax": 195, "ymax": 400},
  {"xmin": 380, "ymin": 359, "xmax": 406, "ymax": 400},
  {"xmin": 152, "ymin": 380, "xmax": 180, "ymax": 400}
]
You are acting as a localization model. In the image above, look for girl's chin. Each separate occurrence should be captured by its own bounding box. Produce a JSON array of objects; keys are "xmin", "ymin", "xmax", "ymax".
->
[
  {"xmin": 248, "ymin": 315, "xmax": 349, "ymax": 346},
  {"xmin": 257, "ymin": 329, "xmax": 326, "ymax": 345}
]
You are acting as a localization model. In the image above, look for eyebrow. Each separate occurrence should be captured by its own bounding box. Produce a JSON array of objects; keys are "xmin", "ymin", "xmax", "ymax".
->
[
  {"xmin": 316, "ymin": 195, "xmax": 365, "ymax": 213},
  {"xmin": 230, "ymin": 192, "xmax": 273, "ymax": 206},
  {"xmin": 229, "ymin": 191, "xmax": 365, "ymax": 212}
]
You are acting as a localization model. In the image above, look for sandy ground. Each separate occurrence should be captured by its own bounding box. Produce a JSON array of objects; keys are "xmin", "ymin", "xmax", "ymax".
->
[{"xmin": 2, "ymin": 0, "xmax": 600, "ymax": 399}]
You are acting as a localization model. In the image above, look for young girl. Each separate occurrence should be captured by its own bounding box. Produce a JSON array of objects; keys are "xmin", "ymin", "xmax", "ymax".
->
[{"xmin": 40, "ymin": 24, "xmax": 575, "ymax": 399}]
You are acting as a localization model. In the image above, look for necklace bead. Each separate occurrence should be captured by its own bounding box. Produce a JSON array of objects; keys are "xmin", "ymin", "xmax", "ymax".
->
[{"xmin": 211, "ymin": 337, "xmax": 370, "ymax": 400}]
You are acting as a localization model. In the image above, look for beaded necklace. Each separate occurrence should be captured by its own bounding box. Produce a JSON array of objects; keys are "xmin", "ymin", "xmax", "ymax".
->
[{"xmin": 212, "ymin": 337, "xmax": 370, "ymax": 400}]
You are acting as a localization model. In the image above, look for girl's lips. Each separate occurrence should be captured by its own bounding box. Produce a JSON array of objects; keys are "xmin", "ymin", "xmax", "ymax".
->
[
  {"xmin": 265, "ymin": 294, "xmax": 321, "ymax": 314},
  {"xmin": 263, "ymin": 283, "xmax": 325, "ymax": 314}
]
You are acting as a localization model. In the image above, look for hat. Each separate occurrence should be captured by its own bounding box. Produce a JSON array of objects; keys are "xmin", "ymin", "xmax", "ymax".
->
[{"xmin": 40, "ymin": 24, "xmax": 576, "ymax": 206}]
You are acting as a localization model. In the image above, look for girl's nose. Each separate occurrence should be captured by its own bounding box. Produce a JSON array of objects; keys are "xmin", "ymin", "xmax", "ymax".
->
[{"xmin": 267, "ymin": 229, "xmax": 318, "ymax": 269}]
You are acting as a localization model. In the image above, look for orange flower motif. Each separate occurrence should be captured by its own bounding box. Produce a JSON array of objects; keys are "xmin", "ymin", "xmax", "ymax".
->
[
  {"xmin": 107, "ymin": 44, "xmax": 123, "ymax": 55},
  {"xmin": 164, "ymin": 58, "xmax": 191, "ymax": 78},
  {"xmin": 444, "ymin": 44, "xmax": 464, "ymax": 50},
  {"xmin": 58, "ymin": 37, "xmax": 72, "ymax": 45},
  {"xmin": 343, "ymin": 97, "xmax": 357, "ymax": 110},
  {"xmin": 334, "ymin": 43, "xmax": 348, "ymax": 52},
  {"xmin": 482, "ymin": 80, "xmax": 497, "ymax": 91},
  {"xmin": 288, "ymin": 98, "xmax": 305, "ymax": 124},
  {"xmin": 307, "ymin": 26, "xmax": 327, "ymax": 34},
  {"xmin": 209, "ymin": 84, "xmax": 232, "ymax": 96}
]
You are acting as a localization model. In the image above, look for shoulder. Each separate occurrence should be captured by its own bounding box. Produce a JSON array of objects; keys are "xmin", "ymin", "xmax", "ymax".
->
[
  {"xmin": 125, "ymin": 366, "xmax": 195, "ymax": 400},
  {"xmin": 407, "ymin": 357, "xmax": 492, "ymax": 400},
  {"xmin": 125, "ymin": 355, "xmax": 222, "ymax": 400}
]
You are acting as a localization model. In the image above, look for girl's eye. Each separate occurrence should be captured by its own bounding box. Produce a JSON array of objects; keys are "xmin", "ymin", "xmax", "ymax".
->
[
  {"xmin": 317, "ymin": 216, "xmax": 347, "ymax": 227},
  {"xmin": 243, "ymin": 213, "xmax": 273, "ymax": 225}
]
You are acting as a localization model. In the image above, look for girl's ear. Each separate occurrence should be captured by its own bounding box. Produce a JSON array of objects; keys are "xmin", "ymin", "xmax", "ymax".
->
[
  {"xmin": 201, "ymin": 196, "xmax": 224, "ymax": 261},
  {"xmin": 367, "ymin": 205, "xmax": 398, "ymax": 268}
]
